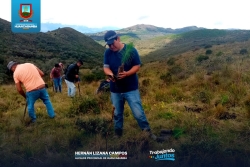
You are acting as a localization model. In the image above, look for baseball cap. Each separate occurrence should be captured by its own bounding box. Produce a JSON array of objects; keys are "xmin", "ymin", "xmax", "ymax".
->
[
  {"xmin": 104, "ymin": 30, "xmax": 118, "ymax": 45},
  {"xmin": 7, "ymin": 61, "xmax": 18, "ymax": 70}
]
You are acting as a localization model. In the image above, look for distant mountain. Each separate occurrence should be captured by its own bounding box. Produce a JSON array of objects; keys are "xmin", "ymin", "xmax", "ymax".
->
[
  {"xmin": 86, "ymin": 24, "xmax": 250, "ymax": 58},
  {"xmin": 41, "ymin": 23, "xmax": 120, "ymax": 33},
  {"xmin": 87, "ymin": 24, "xmax": 205, "ymax": 56},
  {"xmin": 0, "ymin": 18, "xmax": 105, "ymax": 83},
  {"xmin": 87, "ymin": 24, "xmax": 205, "ymax": 41}
]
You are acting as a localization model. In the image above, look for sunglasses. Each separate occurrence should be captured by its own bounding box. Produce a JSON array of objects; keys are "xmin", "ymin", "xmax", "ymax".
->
[{"xmin": 108, "ymin": 43, "xmax": 114, "ymax": 47}]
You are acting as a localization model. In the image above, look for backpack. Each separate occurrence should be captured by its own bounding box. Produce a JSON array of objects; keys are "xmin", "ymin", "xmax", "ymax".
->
[
  {"xmin": 64, "ymin": 64, "xmax": 71, "ymax": 75},
  {"xmin": 96, "ymin": 80, "xmax": 110, "ymax": 94}
]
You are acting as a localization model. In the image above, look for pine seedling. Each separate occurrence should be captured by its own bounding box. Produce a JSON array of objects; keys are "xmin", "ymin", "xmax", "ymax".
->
[{"xmin": 118, "ymin": 42, "xmax": 134, "ymax": 74}]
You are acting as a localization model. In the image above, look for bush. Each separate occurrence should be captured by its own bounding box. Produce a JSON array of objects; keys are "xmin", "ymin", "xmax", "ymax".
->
[
  {"xmin": 206, "ymin": 50, "xmax": 212, "ymax": 55},
  {"xmin": 160, "ymin": 72, "xmax": 172, "ymax": 84},
  {"xmin": 216, "ymin": 51, "xmax": 223, "ymax": 57},
  {"xmin": 70, "ymin": 97, "xmax": 100, "ymax": 115},
  {"xmin": 142, "ymin": 79, "xmax": 150, "ymax": 87},
  {"xmin": 240, "ymin": 49, "xmax": 248, "ymax": 55},
  {"xmin": 169, "ymin": 65, "xmax": 183, "ymax": 74},
  {"xmin": 82, "ymin": 73, "xmax": 96, "ymax": 82},
  {"xmin": 75, "ymin": 117, "xmax": 111, "ymax": 136},
  {"xmin": 82, "ymin": 70, "xmax": 105, "ymax": 83},
  {"xmin": 167, "ymin": 57, "xmax": 175, "ymax": 66},
  {"xmin": 196, "ymin": 55, "xmax": 209, "ymax": 62},
  {"xmin": 196, "ymin": 91, "xmax": 212, "ymax": 104}
]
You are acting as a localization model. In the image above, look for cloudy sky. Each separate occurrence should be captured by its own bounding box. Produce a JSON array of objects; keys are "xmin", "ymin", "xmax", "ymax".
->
[{"xmin": 0, "ymin": 0, "xmax": 249, "ymax": 29}]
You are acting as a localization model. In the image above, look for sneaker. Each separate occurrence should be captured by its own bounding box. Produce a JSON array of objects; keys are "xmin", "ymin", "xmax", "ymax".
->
[
  {"xmin": 149, "ymin": 133, "xmax": 157, "ymax": 140},
  {"xmin": 145, "ymin": 130, "xmax": 157, "ymax": 140}
]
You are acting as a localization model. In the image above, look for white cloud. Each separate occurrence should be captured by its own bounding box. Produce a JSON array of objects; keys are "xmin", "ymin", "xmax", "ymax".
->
[{"xmin": 0, "ymin": 0, "xmax": 249, "ymax": 29}]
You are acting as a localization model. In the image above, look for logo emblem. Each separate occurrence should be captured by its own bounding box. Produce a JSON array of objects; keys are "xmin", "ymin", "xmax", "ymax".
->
[
  {"xmin": 19, "ymin": 4, "xmax": 33, "ymax": 22},
  {"xmin": 11, "ymin": 0, "xmax": 41, "ymax": 33}
]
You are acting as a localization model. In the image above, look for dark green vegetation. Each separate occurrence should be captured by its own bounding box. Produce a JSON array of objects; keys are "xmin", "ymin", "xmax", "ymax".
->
[{"xmin": 0, "ymin": 18, "xmax": 105, "ymax": 83}]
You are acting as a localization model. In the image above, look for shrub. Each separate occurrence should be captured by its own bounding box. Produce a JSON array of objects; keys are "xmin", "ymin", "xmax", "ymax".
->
[
  {"xmin": 75, "ymin": 117, "xmax": 111, "ymax": 136},
  {"xmin": 170, "ymin": 87, "xmax": 185, "ymax": 101},
  {"xmin": 196, "ymin": 55, "xmax": 209, "ymax": 62},
  {"xmin": 167, "ymin": 57, "xmax": 175, "ymax": 66},
  {"xmin": 155, "ymin": 92, "xmax": 168, "ymax": 102},
  {"xmin": 169, "ymin": 65, "xmax": 183, "ymax": 75},
  {"xmin": 82, "ymin": 73, "xmax": 95, "ymax": 82},
  {"xmin": 240, "ymin": 49, "xmax": 248, "ymax": 55},
  {"xmin": 216, "ymin": 51, "xmax": 223, "ymax": 57},
  {"xmin": 142, "ymin": 79, "xmax": 150, "ymax": 87},
  {"xmin": 196, "ymin": 91, "xmax": 212, "ymax": 104},
  {"xmin": 70, "ymin": 97, "xmax": 100, "ymax": 115},
  {"xmin": 160, "ymin": 72, "xmax": 172, "ymax": 84},
  {"xmin": 82, "ymin": 70, "xmax": 105, "ymax": 83},
  {"xmin": 206, "ymin": 50, "xmax": 212, "ymax": 55}
]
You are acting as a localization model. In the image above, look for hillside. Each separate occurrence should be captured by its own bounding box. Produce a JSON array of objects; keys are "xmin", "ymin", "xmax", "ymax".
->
[
  {"xmin": 0, "ymin": 18, "xmax": 105, "ymax": 83},
  {"xmin": 141, "ymin": 29, "xmax": 250, "ymax": 63}
]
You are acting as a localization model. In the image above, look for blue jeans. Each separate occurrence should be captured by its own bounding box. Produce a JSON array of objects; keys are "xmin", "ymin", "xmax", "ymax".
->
[
  {"xmin": 60, "ymin": 75, "xmax": 65, "ymax": 85},
  {"xmin": 111, "ymin": 89, "xmax": 150, "ymax": 132},
  {"xmin": 65, "ymin": 79, "xmax": 76, "ymax": 97},
  {"xmin": 26, "ymin": 88, "xmax": 55, "ymax": 122},
  {"xmin": 53, "ymin": 78, "xmax": 61, "ymax": 92}
]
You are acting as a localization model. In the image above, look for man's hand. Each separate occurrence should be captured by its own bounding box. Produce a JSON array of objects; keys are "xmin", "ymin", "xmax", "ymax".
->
[
  {"xmin": 118, "ymin": 71, "xmax": 128, "ymax": 79},
  {"xmin": 107, "ymin": 74, "xmax": 117, "ymax": 82},
  {"xmin": 15, "ymin": 82, "xmax": 26, "ymax": 99},
  {"xmin": 36, "ymin": 67, "xmax": 44, "ymax": 77},
  {"xmin": 75, "ymin": 75, "xmax": 79, "ymax": 78}
]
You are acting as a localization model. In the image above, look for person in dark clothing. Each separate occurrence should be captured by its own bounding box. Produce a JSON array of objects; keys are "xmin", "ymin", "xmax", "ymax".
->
[
  {"xmin": 64, "ymin": 60, "xmax": 83, "ymax": 97},
  {"xmin": 96, "ymin": 79, "xmax": 110, "ymax": 94},
  {"xmin": 103, "ymin": 30, "xmax": 157, "ymax": 140}
]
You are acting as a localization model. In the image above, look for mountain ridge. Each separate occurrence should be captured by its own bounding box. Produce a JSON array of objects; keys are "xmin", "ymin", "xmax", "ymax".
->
[{"xmin": 0, "ymin": 18, "xmax": 105, "ymax": 83}]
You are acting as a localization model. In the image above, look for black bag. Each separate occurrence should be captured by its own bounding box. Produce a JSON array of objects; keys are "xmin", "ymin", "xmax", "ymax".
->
[{"xmin": 64, "ymin": 64, "xmax": 71, "ymax": 75}]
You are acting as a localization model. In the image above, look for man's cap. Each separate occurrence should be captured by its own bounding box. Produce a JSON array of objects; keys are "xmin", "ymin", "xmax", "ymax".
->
[
  {"xmin": 7, "ymin": 61, "xmax": 18, "ymax": 70},
  {"xmin": 104, "ymin": 30, "xmax": 118, "ymax": 45}
]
